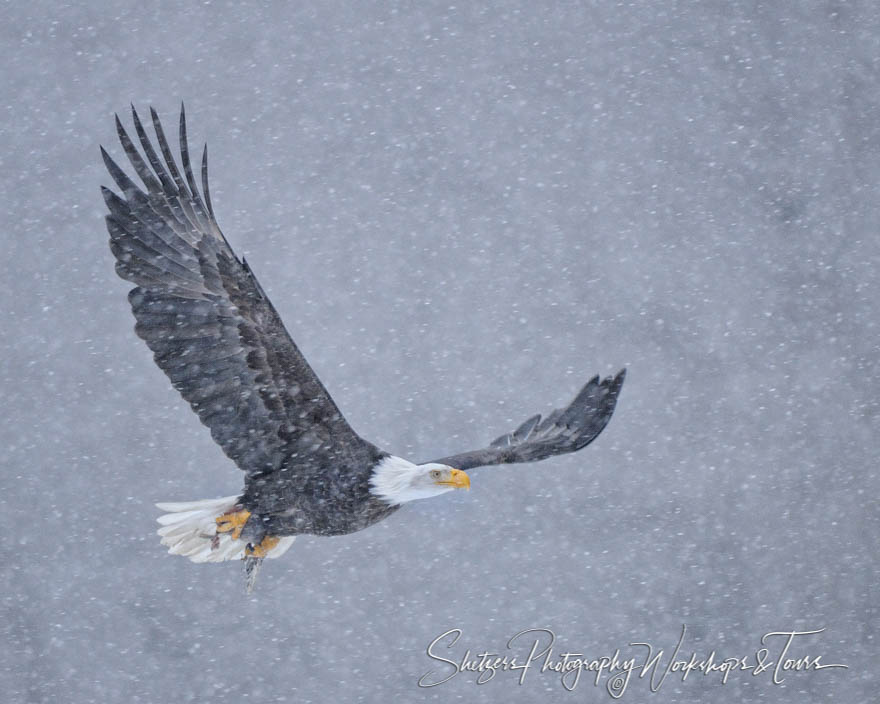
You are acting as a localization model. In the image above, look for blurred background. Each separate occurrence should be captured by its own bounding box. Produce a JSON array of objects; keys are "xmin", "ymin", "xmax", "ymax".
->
[{"xmin": 1, "ymin": 1, "xmax": 877, "ymax": 701}]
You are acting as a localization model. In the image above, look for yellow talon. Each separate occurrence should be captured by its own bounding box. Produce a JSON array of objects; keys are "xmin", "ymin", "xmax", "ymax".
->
[
  {"xmin": 215, "ymin": 508, "xmax": 251, "ymax": 540},
  {"xmin": 245, "ymin": 535, "xmax": 280, "ymax": 558}
]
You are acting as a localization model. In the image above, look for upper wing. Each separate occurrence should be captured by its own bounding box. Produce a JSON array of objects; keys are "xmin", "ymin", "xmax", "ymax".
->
[
  {"xmin": 428, "ymin": 369, "xmax": 625, "ymax": 471},
  {"xmin": 102, "ymin": 104, "xmax": 377, "ymax": 478}
]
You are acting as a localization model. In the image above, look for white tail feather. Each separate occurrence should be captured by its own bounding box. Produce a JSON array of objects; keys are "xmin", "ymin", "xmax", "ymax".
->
[{"xmin": 155, "ymin": 495, "xmax": 295, "ymax": 563}]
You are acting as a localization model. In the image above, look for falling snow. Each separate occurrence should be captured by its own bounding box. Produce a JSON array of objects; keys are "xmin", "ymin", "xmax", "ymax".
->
[{"xmin": 1, "ymin": 1, "xmax": 877, "ymax": 703}]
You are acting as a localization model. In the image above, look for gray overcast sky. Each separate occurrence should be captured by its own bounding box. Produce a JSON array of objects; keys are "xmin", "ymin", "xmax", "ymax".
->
[{"xmin": 2, "ymin": 1, "xmax": 877, "ymax": 702}]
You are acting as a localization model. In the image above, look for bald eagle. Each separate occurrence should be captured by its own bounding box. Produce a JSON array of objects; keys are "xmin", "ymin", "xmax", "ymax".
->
[{"xmin": 102, "ymin": 105, "xmax": 625, "ymax": 590}]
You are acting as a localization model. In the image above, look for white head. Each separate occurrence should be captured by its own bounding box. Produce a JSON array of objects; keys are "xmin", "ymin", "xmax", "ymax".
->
[{"xmin": 369, "ymin": 456, "xmax": 471, "ymax": 505}]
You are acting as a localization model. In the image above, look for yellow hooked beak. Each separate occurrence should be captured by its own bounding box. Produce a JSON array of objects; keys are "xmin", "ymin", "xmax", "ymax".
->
[{"xmin": 437, "ymin": 468, "xmax": 470, "ymax": 490}]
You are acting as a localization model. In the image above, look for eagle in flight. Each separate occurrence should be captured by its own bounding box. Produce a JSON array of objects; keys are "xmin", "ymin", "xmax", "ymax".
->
[{"xmin": 101, "ymin": 105, "xmax": 626, "ymax": 590}]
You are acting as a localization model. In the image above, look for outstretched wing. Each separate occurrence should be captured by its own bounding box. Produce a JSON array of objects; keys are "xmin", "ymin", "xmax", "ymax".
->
[
  {"xmin": 102, "ymin": 104, "xmax": 379, "ymax": 481},
  {"xmin": 428, "ymin": 369, "xmax": 625, "ymax": 471}
]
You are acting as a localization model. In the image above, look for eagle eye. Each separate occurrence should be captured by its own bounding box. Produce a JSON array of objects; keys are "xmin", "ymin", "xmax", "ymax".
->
[{"xmin": 430, "ymin": 469, "xmax": 442, "ymax": 480}]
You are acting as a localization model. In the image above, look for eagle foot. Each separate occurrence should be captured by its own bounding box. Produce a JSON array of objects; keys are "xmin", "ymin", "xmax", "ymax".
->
[
  {"xmin": 244, "ymin": 535, "xmax": 280, "ymax": 558},
  {"xmin": 215, "ymin": 508, "xmax": 251, "ymax": 540}
]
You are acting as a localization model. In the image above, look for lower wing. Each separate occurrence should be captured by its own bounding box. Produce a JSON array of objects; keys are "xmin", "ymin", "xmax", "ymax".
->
[{"xmin": 427, "ymin": 369, "xmax": 625, "ymax": 471}]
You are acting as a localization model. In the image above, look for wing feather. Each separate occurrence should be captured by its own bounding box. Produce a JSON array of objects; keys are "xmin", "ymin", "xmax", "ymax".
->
[
  {"xmin": 177, "ymin": 104, "xmax": 215, "ymax": 234},
  {"xmin": 130, "ymin": 104, "xmax": 177, "ymax": 194}
]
